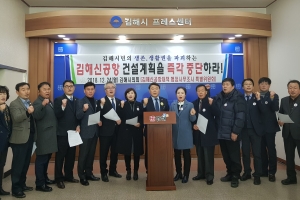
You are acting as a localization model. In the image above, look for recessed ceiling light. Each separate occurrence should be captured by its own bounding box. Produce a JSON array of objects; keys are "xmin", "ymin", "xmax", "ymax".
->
[
  {"xmin": 58, "ymin": 35, "xmax": 65, "ymax": 38},
  {"xmin": 118, "ymin": 35, "xmax": 127, "ymax": 40},
  {"xmin": 173, "ymin": 35, "xmax": 184, "ymax": 40},
  {"xmin": 63, "ymin": 38, "xmax": 70, "ymax": 40},
  {"xmin": 235, "ymin": 34, "xmax": 242, "ymax": 37},
  {"xmin": 228, "ymin": 37, "xmax": 235, "ymax": 40}
]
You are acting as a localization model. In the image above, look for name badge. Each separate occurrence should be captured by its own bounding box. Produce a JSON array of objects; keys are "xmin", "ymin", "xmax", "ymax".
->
[
  {"xmin": 253, "ymin": 102, "xmax": 256, "ymax": 106},
  {"xmin": 294, "ymin": 103, "xmax": 298, "ymax": 107},
  {"xmin": 224, "ymin": 103, "xmax": 227, "ymax": 107},
  {"xmin": 265, "ymin": 101, "xmax": 268, "ymax": 104},
  {"xmin": 202, "ymin": 108, "xmax": 206, "ymax": 112}
]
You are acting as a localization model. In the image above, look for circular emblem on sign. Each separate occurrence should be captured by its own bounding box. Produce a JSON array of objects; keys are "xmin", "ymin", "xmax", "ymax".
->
[
  {"xmin": 235, "ymin": 46, "xmax": 241, "ymax": 52},
  {"xmin": 110, "ymin": 16, "xmax": 123, "ymax": 28}
]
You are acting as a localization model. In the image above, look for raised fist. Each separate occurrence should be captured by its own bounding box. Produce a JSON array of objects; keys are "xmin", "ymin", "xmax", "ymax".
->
[
  {"xmin": 42, "ymin": 99, "xmax": 49, "ymax": 106},
  {"xmin": 0, "ymin": 104, "xmax": 6, "ymax": 111},
  {"xmin": 270, "ymin": 91, "xmax": 276, "ymax": 99},
  {"xmin": 255, "ymin": 91, "xmax": 261, "ymax": 100},
  {"xmin": 205, "ymin": 84, "xmax": 211, "ymax": 90},
  {"xmin": 143, "ymin": 98, "xmax": 148, "ymax": 106},
  {"xmin": 83, "ymin": 103, "xmax": 89, "ymax": 111},
  {"xmin": 208, "ymin": 97, "xmax": 213, "ymax": 105},
  {"xmin": 27, "ymin": 106, "xmax": 34, "ymax": 114},
  {"xmin": 100, "ymin": 98, "xmax": 106, "ymax": 106},
  {"xmin": 62, "ymin": 99, "xmax": 67, "ymax": 107},
  {"xmin": 120, "ymin": 100, "xmax": 125, "ymax": 108},
  {"xmin": 190, "ymin": 108, "xmax": 196, "ymax": 115}
]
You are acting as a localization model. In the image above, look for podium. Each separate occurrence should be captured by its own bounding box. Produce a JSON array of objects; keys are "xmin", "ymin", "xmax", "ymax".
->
[{"xmin": 144, "ymin": 111, "xmax": 176, "ymax": 191}]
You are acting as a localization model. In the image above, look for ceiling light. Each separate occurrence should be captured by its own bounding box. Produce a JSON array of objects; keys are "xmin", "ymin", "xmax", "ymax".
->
[
  {"xmin": 228, "ymin": 37, "xmax": 235, "ymax": 40},
  {"xmin": 63, "ymin": 38, "xmax": 70, "ymax": 40},
  {"xmin": 235, "ymin": 34, "xmax": 242, "ymax": 37},
  {"xmin": 173, "ymin": 35, "xmax": 184, "ymax": 40},
  {"xmin": 118, "ymin": 35, "xmax": 127, "ymax": 40},
  {"xmin": 58, "ymin": 35, "xmax": 65, "ymax": 38}
]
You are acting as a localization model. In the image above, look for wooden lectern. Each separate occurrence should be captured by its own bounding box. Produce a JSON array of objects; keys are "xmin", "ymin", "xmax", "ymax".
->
[{"xmin": 144, "ymin": 111, "xmax": 176, "ymax": 191}]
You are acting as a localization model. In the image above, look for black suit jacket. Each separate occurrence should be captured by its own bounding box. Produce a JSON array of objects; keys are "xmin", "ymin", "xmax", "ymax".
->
[
  {"xmin": 0, "ymin": 105, "xmax": 11, "ymax": 152},
  {"xmin": 100, "ymin": 96, "xmax": 122, "ymax": 136},
  {"xmin": 192, "ymin": 97, "xmax": 218, "ymax": 147},
  {"xmin": 244, "ymin": 94, "xmax": 265, "ymax": 136},
  {"xmin": 279, "ymin": 96, "xmax": 300, "ymax": 140},
  {"xmin": 54, "ymin": 94, "xmax": 80, "ymax": 136},
  {"xmin": 260, "ymin": 92, "xmax": 280, "ymax": 133}
]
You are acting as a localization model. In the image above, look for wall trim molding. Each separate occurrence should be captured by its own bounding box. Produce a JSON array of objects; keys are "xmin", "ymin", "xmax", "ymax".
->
[
  {"xmin": 0, "ymin": 64, "xmax": 27, "ymax": 73},
  {"xmin": 277, "ymin": 157, "xmax": 300, "ymax": 171}
]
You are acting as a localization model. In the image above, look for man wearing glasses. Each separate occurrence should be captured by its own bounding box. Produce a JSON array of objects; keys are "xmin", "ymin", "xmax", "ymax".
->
[{"xmin": 54, "ymin": 80, "xmax": 80, "ymax": 189}]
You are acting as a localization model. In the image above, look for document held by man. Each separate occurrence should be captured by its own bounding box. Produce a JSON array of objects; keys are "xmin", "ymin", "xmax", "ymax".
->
[
  {"xmin": 88, "ymin": 111, "xmax": 100, "ymax": 126},
  {"xmin": 103, "ymin": 108, "xmax": 120, "ymax": 121},
  {"xmin": 277, "ymin": 113, "xmax": 294, "ymax": 123},
  {"xmin": 196, "ymin": 113, "xmax": 208, "ymax": 134},
  {"xmin": 126, "ymin": 117, "xmax": 138, "ymax": 125},
  {"xmin": 67, "ymin": 130, "xmax": 83, "ymax": 147}
]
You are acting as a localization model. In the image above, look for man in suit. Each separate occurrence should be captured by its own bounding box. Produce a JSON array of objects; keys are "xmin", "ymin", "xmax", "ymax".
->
[
  {"xmin": 76, "ymin": 82, "xmax": 101, "ymax": 186},
  {"xmin": 0, "ymin": 85, "xmax": 11, "ymax": 197},
  {"xmin": 142, "ymin": 82, "xmax": 169, "ymax": 171},
  {"xmin": 278, "ymin": 80, "xmax": 300, "ymax": 185},
  {"xmin": 54, "ymin": 80, "xmax": 80, "ymax": 189},
  {"xmin": 33, "ymin": 82, "xmax": 58, "ymax": 192},
  {"xmin": 258, "ymin": 77, "xmax": 280, "ymax": 182},
  {"xmin": 99, "ymin": 81, "xmax": 123, "ymax": 182},
  {"xmin": 9, "ymin": 82, "xmax": 36, "ymax": 198},
  {"xmin": 240, "ymin": 79, "xmax": 265, "ymax": 185}
]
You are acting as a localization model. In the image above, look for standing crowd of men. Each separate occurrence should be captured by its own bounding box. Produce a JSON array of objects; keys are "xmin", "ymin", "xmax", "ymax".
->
[{"xmin": 0, "ymin": 77, "xmax": 299, "ymax": 199}]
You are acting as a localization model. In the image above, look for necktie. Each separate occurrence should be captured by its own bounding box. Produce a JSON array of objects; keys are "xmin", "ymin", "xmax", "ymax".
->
[
  {"xmin": 155, "ymin": 98, "xmax": 159, "ymax": 111},
  {"xmin": 111, "ymin": 98, "xmax": 116, "ymax": 110},
  {"xmin": 199, "ymin": 100, "xmax": 202, "ymax": 112},
  {"xmin": 70, "ymin": 97, "xmax": 73, "ymax": 101},
  {"xmin": 246, "ymin": 96, "xmax": 250, "ymax": 101}
]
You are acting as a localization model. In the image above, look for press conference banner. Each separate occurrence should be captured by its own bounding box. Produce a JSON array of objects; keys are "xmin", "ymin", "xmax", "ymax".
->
[{"xmin": 69, "ymin": 54, "xmax": 228, "ymax": 84}]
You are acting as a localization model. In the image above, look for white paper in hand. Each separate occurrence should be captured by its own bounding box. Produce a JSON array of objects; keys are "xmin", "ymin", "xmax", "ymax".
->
[
  {"xmin": 31, "ymin": 142, "xmax": 37, "ymax": 156},
  {"xmin": 88, "ymin": 111, "xmax": 101, "ymax": 126},
  {"xmin": 103, "ymin": 108, "xmax": 120, "ymax": 121},
  {"xmin": 126, "ymin": 117, "xmax": 138, "ymax": 125},
  {"xmin": 67, "ymin": 130, "xmax": 83, "ymax": 147},
  {"xmin": 277, "ymin": 112, "xmax": 294, "ymax": 123},
  {"xmin": 196, "ymin": 113, "xmax": 208, "ymax": 134}
]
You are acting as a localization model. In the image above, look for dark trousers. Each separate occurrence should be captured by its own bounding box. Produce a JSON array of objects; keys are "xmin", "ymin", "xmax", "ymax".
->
[
  {"xmin": 124, "ymin": 155, "xmax": 140, "ymax": 172},
  {"xmin": 11, "ymin": 134, "xmax": 34, "ymax": 193},
  {"xmin": 241, "ymin": 128, "xmax": 262, "ymax": 177},
  {"xmin": 55, "ymin": 135, "xmax": 76, "ymax": 181},
  {"xmin": 261, "ymin": 131, "xmax": 277, "ymax": 175},
  {"xmin": 77, "ymin": 135, "xmax": 98, "ymax": 179},
  {"xmin": 99, "ymin": 133, "xmax": 118, "ymax": 175},
  {"xmin": 35, "ymin": 153, "xmax": 52, "ymax": 186},
  {"xmin": 0, "ymin": 149, "xmax": 8, "ymax": 188},
  {"xmin": 283, "ymin": 134, "xmax": 300, "ymax": 180},
  {"xmin": 144, "ymin": 136, "xmax": 148, "ymax": 171},
  {"xmin": 219, "ymin": 139, "xmax": 242, "ymax": 177},
  {"xmin": 195, "ymin": 145, "xmax": 215, "ymax": 181},
  {"xmin": 174, "ymin": 149, "xmax": 191, "ymax": 177}
]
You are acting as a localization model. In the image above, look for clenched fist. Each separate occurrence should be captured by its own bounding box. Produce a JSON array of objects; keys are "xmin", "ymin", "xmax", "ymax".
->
[
  {"xmin": 208, "ymin": 97, "xmax": 213, "ymax": 105},
  {"xmin": 120, "ymin": 100, "xmax": 125, "ymax": 108},
  {"xmin": 27, "ymin": 106, "xmax": 34, "ymax": 114},
  {"xmin": 190, "ymin": 108, "xmax": 196, "ymax": 115},
  {"xmin": 205, "ymin": 84, "xmax": 211, "ymax": 90},
  {"xmin": 42, "ymin": 99, "xmax": 49, "ymax": 106},
  {"xmin": 255, "ymin": 91, "xmax": 261, "ymax": 100},
  {"xmin": 83, "ymin": 103, "xmax": 89, "ymax": 112},
  {"xmin": 270, "ymin": 91, "xmax": 276, "ymax": 99},
  {"xmin": 143, "ymin": 98, "xmax": 148, "ymax": 107},
  {"xmin": 100, "ymin": 98, "xmax": 106, "ymax": 106},
  {"xmin": 62, "ymin": 99, "xmax": 67, "ymax": 107},
  {"xmin": 0, "ymin": 104, "xmax": 6, "ymax": 111}
]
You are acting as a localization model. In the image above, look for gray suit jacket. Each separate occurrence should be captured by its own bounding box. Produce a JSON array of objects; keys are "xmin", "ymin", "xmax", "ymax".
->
[
  {"xmin": 33, "ymin": 96, "xmax": 58, "ymax": 155},
  {"xmin": 279, "ymin": 96, "xmax": 300, "ymax": 140},
  {"xmin": 9, "ymin": 97, "xmax": 37, "ymax": 144},
  {"xmin": 76, "ymin": 96, "xmax": 99, "ymax": 139}
]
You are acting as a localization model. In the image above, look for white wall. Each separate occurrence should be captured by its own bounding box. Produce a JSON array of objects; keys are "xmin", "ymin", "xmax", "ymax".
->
[
  {"xmin": 267, "ymin": 0, "xmax": 300, "ymax": 165},
  {"xmin": 0, "ymin": 0, "xmax": 29, "ymax": 172}
]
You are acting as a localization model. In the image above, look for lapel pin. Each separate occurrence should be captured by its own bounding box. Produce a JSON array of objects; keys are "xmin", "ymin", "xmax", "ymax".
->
[
  {"xmin": 294, "ymin": 103, "xmax": 298, "ymax": 107},
  {"xmin": 202, "ymin": 108, "xmax": 206, "ymax": 112},
  {"xmin": 224, "ymin": 103, "xmax": 227, "ymax": 107},
  {"xmin": 253, "ymin": 102, "xmax": 256, "ymax": 106},
  {"xmin": 137, "ymin": 107, "xmax": 139, "ymax": 111},
  {"xmin": 265, "ymin": 101, "xmax": 268, "ymax": 104}
]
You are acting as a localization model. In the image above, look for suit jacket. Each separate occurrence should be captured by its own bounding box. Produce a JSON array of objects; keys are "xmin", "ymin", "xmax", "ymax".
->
[
  {"xmin": 0, "ymin": 104, "xmax": 11, "ymax": 152},
  {"xmin": 100, "ymin": 96, "xmax": 122, "ymax": 137},
  {"xmin": 9, "ymin": 97, "xmax": 37, "ymax": 144},
  {"xmin": 33, "ymin": 96, "xmax": 58, "ymax": 155},
  {"xmin": 260, "ymin": 92, "xmax": 280, "ymax": 133},
  {"xmin": 76, "ymin": 96, "xmax": 100, "ymax": 139},
  {"xmin": 244, "ymin": 94, "xmax": 265, "ymax": 136},
  {"xmin": 279, "ymin": 96, "xmax": 300, "ymax": 140},
  {"xmin": 192, "ymin": 97, "xmax": 219, "ymax": 147},
  {"xmin": 54, "ymin": 94, "xmax": 79, "ymax": 136},
  {"xmin": 170, "ymin": 100, "xmax": 196, "ymax": 149},
  {"xmin": 116, "ymin": 101, "xmax": 144, "ymax": 155}
]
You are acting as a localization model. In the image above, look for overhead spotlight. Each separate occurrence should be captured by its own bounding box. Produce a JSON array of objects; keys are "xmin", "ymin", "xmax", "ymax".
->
[
  {"xmin": 58, "ymin": 35, "xmax": 65, "ymax": 38},
  {"xmin": 173, "ymin": 35, "xmax": 184, "ymax": 40},
  {"xmin": 228, "ymin": 37, "xmax": 235, "ymax": 40},
  {"xmin": 118, "ymin": 35, "xmax": 127, "ymax": 40},
  {"xmin": 235, "ymin": 34, "xmax": 242, "ymax": 37},
  {"xmin": 63, "ymin": 38, "xmax": 70, "ymax": 40}
]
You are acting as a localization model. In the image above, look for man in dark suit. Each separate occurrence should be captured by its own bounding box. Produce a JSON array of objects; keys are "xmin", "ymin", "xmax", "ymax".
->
[
  {"xmin": 258, "ymin": 77, "xmax": 280, "ymax": 182},
  {"xmin": 54, "ymin": 80, "xmax": 80, "ymax": 189},
  {"xmin": 76, "ymin": 82, "xmax": 101, "ymax": 186},
  {"xmin": 278, "ymin": 80, "xmax": 300, "ymax": 185},
  {"xmin": 10, "ymin": 82, "xmax": 36, "ymax": 198},
  {"xmin": 33, "ymin": 82, "xmax": 58, "ymax": 192},
  {"xmin": 99, "ymin": 81, "xmax": 123, "ymax": 182},
  {"xmin": 240, "ymin": 78, "xmax": 265, "ymax": 185},
  {"xmin": 192, "ymin": 84, "xmax": 218, "ymax": 185},
  {"xmin": 142, "ymin": 82, "xmax": 169, "ymax": 172}
]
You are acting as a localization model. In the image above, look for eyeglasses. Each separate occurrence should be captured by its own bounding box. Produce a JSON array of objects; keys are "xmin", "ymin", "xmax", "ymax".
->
[
  {"xmin": 106, "ymin": 87, "xmax": 115, "ymax": 90},
  {"xmin": 64, "ymin": 85, "xmax": 74, "ymax": 89}
]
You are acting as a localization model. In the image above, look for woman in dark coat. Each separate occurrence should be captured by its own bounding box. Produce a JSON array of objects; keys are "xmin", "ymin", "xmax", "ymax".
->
[
  {"xmin": 116, "ymin": 88, "xmax": 143, "ymax": 181},
  {"xmin": 0, "ymin": 85, "xmax": 12, "ymax": 195}
]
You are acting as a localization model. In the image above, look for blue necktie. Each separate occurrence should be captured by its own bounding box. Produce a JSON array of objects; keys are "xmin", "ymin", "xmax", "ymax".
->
[
  {"xmin": 246, "ymin": 96, "xmax": 250, "ymax": 101},
  {"xmin": 111, "ymin": 98, "xmax": 116, "ymax": 110},
  {"xmin": 155, "ymin": 98, "xmax": 159, "ymax": 111}
]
